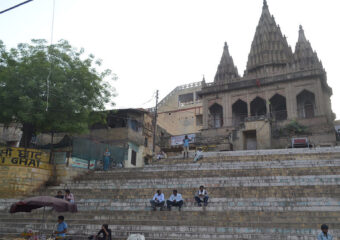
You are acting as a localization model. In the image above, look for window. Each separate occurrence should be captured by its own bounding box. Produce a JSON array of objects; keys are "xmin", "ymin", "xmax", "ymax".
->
[
  {"xmin": 196, "ymin": 115, "xmax": 203, "ymax": 126},
  {"xmin": 144, "ymin": 137, "xmax": 148, "ymax": 147},
  {"xmin": 131, "ymin": 150, "xmax": 136, "ymax": 166},
  {"xmin": 178, "ymin": 93, "xmax": 194, "ymax": 106}
]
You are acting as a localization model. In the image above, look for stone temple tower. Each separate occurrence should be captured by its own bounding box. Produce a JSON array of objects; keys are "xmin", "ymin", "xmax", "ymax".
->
[{"xmin": 200, "ymin": 0, "xmax": 335, "ymax": 150}]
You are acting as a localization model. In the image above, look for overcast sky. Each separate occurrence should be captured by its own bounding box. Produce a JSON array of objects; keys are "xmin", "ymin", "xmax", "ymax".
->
[{"xmin": 0, "ymin": 0, "xmax": 339, "ymax": 118}]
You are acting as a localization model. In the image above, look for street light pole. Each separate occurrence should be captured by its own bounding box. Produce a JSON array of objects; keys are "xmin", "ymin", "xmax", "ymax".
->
[{"xmin": 152, "ymin": 90, "xmax": 159, "ymax": 154}]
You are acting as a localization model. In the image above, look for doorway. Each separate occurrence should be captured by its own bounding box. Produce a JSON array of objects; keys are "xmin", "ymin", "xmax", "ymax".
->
[{"xmin": 244, "ymin": 130, "xmax": 257, "ymax": 150}]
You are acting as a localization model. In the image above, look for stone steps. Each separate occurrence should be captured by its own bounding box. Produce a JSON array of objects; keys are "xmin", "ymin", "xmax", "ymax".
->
[
  {"xmin": 34, "ymin": 185, "xmax": 340, "ymax": 199},
  {"xmin": 0, "ymin": 223, "xmax": 337, "ymax": 240},
  {"xmin": 3, "ymin": 148, "xmax": 340, "ymax": 239},
  {"xmin": 2, "ymin": 210, "xmax": 340, "ymax": 224},
  {"xmin": 48, "ymin": 175, "xmax": 340, "ymax": 190},
  {"xmin": 75, "ymin": 166, "xmax": 340, "ymax": 181},
  {"xmin": 3, "ymin": 197, "xmax": 340, "ymax": 212}
]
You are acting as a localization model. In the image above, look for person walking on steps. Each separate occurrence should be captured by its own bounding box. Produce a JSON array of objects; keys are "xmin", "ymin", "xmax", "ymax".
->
[{"xmin": 183, "ymin": 135, "xmax": 191, "ymax": 159}]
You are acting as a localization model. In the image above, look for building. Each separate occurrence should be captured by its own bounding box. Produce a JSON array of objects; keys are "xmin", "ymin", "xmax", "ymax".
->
[
  {"xmin": 81, "ymin": 108, "xmax": 156, "ymax": 167},
  {"xmin": 199, "ymin": 0, "xmax": 335, "ymax": 150},
  {"xmin": 156, "ymin": 82, "xmax": 203, "ymax": 147}
]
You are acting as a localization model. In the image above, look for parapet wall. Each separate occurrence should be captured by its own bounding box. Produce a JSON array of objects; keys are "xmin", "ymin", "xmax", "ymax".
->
[{"xmin": 0, "ymin": 147, "xmax": 89, "ymax": 198}]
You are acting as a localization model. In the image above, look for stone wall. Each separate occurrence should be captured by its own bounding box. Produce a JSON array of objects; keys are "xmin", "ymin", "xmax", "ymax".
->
[{"xmin": 0, "ymin": 147, "xmax": 89, "ymax": 198}]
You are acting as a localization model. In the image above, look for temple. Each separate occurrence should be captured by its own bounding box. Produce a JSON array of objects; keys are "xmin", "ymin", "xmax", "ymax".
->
[{"xmin": 199, "ymin": 0, "xmax": 335, "ymax": 150}]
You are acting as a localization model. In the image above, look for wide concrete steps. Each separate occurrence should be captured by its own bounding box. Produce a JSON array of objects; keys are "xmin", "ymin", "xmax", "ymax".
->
[
  {"xmin": 35, "ymin": 185, "xmax": 340, "ymax": 200},
  {"xmin": 74, "ymin": 159, "xmax": 340, "ymax": 181},
  {"xmin": 3, "ymin": 197, "xmax": 340, "ymax": 212},
  {"xmin": 0, "ymin": 222, "xmax": 337, "ymax": 240},
  {"xmin": 3, "ymin": 148, "xmax": 340, "ymax": 239},
  {"xmin": 51, "ymin": 175, "xmax": 340, "ymax": 190}
]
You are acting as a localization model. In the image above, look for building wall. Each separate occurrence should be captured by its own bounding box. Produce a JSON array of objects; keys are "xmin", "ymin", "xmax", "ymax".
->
[
  {"xmin": 0, "ymin": 147, "xmax": 88, "ymax": 198},
  {"xmin": 157, "ymin": 82, "xmax": 203, "ymax": 136},
  {"xmin": 201, "ymin": 75, "xmax": 335, "ymax": 150}
]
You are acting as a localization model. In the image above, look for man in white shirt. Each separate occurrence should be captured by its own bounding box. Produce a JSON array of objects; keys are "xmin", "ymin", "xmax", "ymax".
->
[
  {"xmin": 194, "ymin": 185, "xmax": 209, "ymax": 207},
  {"xmin": 166, "ymin": 189, "xmax": 183, "ymax": 211},
  {"xmin": 317, "ymin": 224, "xmax": 333, "ymax": 240},
  {"xmin": 150, "ymin": 190, "xmax": 165, "ymax": 211}
]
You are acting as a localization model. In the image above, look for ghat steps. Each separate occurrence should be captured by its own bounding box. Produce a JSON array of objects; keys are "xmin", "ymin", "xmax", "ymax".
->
[{"xmin": 1, "ymin": 147, "xmax": 340, "ymax": 239}]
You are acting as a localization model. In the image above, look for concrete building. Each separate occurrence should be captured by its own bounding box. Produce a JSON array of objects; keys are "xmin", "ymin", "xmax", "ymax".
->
[
  {"xmin": 199, "ymin": 0, "xmax": 335, "ymax": 150},
  {"xmin": 156, "ymin": 82, "xmax": 203, "ymax": 146}
]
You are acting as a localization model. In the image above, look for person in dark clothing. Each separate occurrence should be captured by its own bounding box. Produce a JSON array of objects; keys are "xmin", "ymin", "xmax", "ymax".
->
[
  {"xmin": 88, "ymin": 224, "xmax": 112, "ymax": 240},
  {"xmin": 55, "ymin": 191, "xmax": 64, "ymax": 199}
]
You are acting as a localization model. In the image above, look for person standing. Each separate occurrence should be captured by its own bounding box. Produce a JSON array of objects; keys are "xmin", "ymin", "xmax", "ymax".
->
[
  {"xmin": 194, "ymin": 185, "xmax": 209, "ymax": 207},
  {"xmin": 182, "ymin": 135, "xmax": 191, "ymax": 159},
  {"xmin": 103, "ymin": 148, "xmax": 111, "ymax": 171},
  {"xmin": 55, "ymin": 216, "xmax": 68, "ymax": 239},
  {"xmin": 167, "ymin": 189, "xmax": 184, "ymax": 211},
  {"xmin": 150, "ymin": 190, "xmax": 165, "ymax": 211},
  {"xmin": 317, "ymin": 224, "xmax": 333, "ymax": 240}
]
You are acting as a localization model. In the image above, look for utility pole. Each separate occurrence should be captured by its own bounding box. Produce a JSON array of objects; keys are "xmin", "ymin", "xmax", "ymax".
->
[{"xmin": 152, "ymin": 90, "xmax": 159, "ymax": 154}]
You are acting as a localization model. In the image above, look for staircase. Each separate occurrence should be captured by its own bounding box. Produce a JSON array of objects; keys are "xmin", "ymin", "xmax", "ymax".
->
[{"xmin": 1, "ymin": 147, "xmax": 340, "ymax": 239}]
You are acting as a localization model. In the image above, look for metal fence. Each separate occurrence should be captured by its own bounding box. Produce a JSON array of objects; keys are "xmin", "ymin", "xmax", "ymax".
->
[{"xmin": 72, "ymin": 138, "xmax": 128, "ymax": 169}]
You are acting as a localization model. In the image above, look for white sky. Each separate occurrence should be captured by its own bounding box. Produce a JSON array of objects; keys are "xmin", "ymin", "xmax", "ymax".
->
[{"xmin": 0, "ymin": 0, "xmax": 339, "ymax": 117}]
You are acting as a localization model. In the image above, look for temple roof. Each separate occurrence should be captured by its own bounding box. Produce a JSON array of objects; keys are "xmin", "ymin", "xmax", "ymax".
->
[
  {"xmin": 245, "ymin": 0, "xmax": 293, "ymax": 75},
  {"xmin": 214, "ymin": 42, "xmax": 239, "ymax": 84},
  {"xmin": 293, "ymin": 25, "xmax": 322, "ymax": 69}
]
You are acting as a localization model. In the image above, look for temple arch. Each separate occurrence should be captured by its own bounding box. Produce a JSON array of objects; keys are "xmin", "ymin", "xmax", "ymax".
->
[
  {"xmin": 250, "ymin": 97, "xmax": 267, "ymax": 117},
  {"xmin": 297, "ymin": 90, "xmax": 316, "ymax": 118},
  {"xmin": 270, "ymin": 94, "xmax": 287, "ymax": 120},
  {"xmin": 209, "ymin": 103, "xmax": 223, "ymax": 128},
  {"xmin": 232, "ymin": 99, "xmax": 248, "ymax": 126}
]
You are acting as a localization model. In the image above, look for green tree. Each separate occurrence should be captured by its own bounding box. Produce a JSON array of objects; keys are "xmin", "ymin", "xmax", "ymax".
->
[{"xmin": 0, "ymin": 39, "xmax": 115, "ymax": 147}]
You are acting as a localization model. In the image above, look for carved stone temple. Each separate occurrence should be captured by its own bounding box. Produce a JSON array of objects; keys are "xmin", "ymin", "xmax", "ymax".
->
[{"xmin": 199, "ymin": 0, "xmax": 335, "ymax": 150}]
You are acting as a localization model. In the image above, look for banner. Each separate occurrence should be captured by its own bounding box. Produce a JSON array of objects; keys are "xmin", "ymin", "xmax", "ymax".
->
[
  {"xmin": 170, "ymin": 134, "xmax": 196, "ymax": 146},
  {"xmin": 71, "ymin": 157, "xmax": 95, "ymax": 169},
  {"xmin": 0, "ymin": 147, "xmax": 50, "ymax": 169}
]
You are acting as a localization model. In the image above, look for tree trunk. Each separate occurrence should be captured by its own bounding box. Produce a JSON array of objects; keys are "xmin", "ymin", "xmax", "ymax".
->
[{"xmin": 19, "ymin": 123, "xmax": 35, "ymax": 148}]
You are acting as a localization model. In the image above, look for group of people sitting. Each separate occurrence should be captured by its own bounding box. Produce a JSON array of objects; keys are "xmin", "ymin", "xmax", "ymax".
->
[
  {"xmin": 150, "ymin": 186, "xmax": 209, "ymax": 211},
  {"xmin": 55, "ymin": 189, "xmax": 75, "ymax": 203}
]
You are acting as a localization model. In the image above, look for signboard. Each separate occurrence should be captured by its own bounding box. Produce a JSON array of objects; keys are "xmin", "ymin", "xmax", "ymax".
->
[
  {"xmin": 0, "ymin": 147, "xmax": 50, "ymax": 169},
  {"xmin": 170, "ymin": 134, "xmax": 196, "ymax": 146},
  {"xmin": 71, "ymin": 157, "xmax": 95, "ymax": 169}
]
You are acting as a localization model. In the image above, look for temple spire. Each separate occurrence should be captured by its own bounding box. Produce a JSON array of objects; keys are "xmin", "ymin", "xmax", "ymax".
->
[
  {"xmin": 245, "ymin": 0, "xmax": 293, "ymax": 77},
  {"xmin": 214, "ymin": 42, "xmax": 239, "ymax": 84},
  {"xmin": 298, "ymin": 25, "xmax": 307, "ymax": 42},
  {"xmin": 263, "ymin": 0, "xmax": 268, "ymax": 9},
  {"xmin": 294, "ymin": 25, "xmax": 322, "ymax": 69}
]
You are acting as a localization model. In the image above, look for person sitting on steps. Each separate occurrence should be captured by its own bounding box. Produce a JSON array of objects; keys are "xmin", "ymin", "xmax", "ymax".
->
[
  {"xmin": 193, "ymin": 148, "xmax": 203, "ymax": 162},
  {"xmin": 167, "ymin": 189, "xmax": 183, "ymax": 211},
  {"xmin": 194, "ymin": 185, "xmax": 209, "ymax": 207},
  {"xmin": 182, "ymin": 135, "xmax": 191, "ymax": 159},
  {"xmin": 55, "ymin": 190, "xmax": 64, "ymax": 199},
  {"xmin": 150, "ymin": 189, "xmax": 165, "ymax": 211},
  {"xmin": 64, "ymin": 189, "xmax": 75, "ymax": 203},
  {"xmin": 88, "ymin": 224, "xmax": 112, "ymax": 240}
]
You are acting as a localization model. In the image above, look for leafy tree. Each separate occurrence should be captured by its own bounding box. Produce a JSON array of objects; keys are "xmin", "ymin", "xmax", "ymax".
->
[{"xmin": 0, "ymin": 39, "xmax": 115, "ymax": 147}]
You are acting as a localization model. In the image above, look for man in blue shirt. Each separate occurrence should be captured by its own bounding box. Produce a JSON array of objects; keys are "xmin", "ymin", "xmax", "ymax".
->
[
  {"xmin": 55, "ymin": 216, "xmax": 68, "ymax": 239},
  {"xmin": 318, "ymin": 224, "xmax": 333, "ymax": 240},
  {"xmin": 182, "ymin": 135, "xmax": 191, "ymax": 159},
  {"xmin": 167, "ymin": 189, "xmax": 183, "ymax": 211},
  {"xmin": 150, "ymin": 190, "xmax": 165, "ymax": 211}
]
